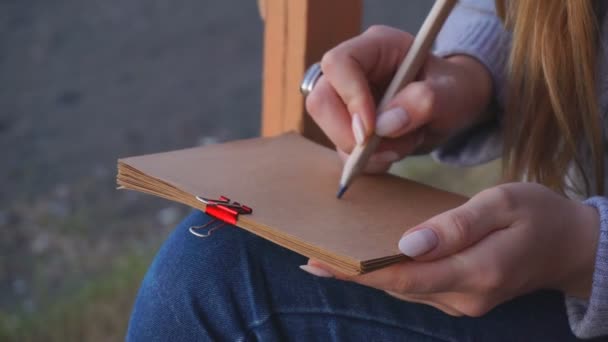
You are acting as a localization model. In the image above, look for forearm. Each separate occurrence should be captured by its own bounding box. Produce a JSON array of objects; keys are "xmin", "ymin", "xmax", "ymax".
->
[
  {"xmin": 444, "ymin": 55, "xmax": 494, "ymax": 129},
  {"xmin": 430, "ymin": 0, "xmax": 511, "ymax": 166},
  {"xmin": 433, "ymin": 0, "xmax": 511, "ymax": 112}
]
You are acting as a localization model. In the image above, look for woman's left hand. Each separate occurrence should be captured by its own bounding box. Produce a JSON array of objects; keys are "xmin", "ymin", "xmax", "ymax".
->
[{"xmin": 304, "ymin": 183, "xmax": 600, "ymax": 316}]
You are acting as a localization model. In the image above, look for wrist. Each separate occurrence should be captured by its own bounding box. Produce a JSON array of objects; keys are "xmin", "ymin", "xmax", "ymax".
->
[{"xmin": 445, "ymin": 55, "xmax": 494, "ymax": 125}]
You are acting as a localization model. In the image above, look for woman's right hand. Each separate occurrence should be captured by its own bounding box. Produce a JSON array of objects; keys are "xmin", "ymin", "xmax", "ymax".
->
[{"xmin": 305, "ymin": 25, "xmax": 494, "ymax": 172}]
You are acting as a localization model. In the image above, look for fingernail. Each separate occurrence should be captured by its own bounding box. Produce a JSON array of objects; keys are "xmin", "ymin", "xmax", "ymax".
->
[
  {"xmin": 352, "ymin": 113, "xmax": 366, "ymax": 145},
  {"xmin": 299, "ymin": 265, "xmax": 334, "ymax": 278},
  {"xmin": 376, "ymin": 107, "xmax": 409, "ymax": 137},
  {"xmin": 370, "ymin": 151, "xmax": 400, "ymax": 163},
  {"xmin": 398, "ymin": 228, "xmax": 438, "ymax": 257}
]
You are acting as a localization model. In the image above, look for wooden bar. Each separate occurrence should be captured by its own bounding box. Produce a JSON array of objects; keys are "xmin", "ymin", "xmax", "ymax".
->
[{"xmin": 260, "ymin": 0, "xmax": 362, "ymax": 146}]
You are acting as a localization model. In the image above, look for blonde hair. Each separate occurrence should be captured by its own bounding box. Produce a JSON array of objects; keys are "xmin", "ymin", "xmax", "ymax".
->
[{"xmin": 495, "ymin": 0, "xmax": 604, "ymax": 195}]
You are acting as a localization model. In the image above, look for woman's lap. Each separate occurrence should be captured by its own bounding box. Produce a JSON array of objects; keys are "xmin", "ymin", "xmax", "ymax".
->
[{"xmin": 127, "ymin": 211, "xmax": 579, "ymax": 341}]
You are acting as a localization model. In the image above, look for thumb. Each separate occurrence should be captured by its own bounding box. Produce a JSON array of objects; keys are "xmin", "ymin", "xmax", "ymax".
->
[
  {"xmin": 398, "ymin": 188, "xmax": 513, "ymax": 261},
  {"xmin": 375, "ymin": 55, "xmax": 481, "ymax": 139},
  {"xmin": 375, "ymin": 79, "xmax": 443, "ymax": 139}
]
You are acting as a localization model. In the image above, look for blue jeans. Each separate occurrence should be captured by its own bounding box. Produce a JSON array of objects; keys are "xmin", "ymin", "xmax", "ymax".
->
[{"xmin": 127, "ymin": 211, "xmax": 581, "ymax": 341}]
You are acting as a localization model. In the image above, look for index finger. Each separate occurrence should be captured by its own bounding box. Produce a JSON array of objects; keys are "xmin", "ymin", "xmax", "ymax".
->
[
  {"xmin": 321, "ymin": 49, "xmax": 376, "ymax": 135},
  {"xmin": 320, "ymin": 26, "xmax": 414, "ymax": 136}
]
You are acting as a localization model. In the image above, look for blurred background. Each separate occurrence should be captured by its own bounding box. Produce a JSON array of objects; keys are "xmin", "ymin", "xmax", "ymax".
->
[{"xmin": 0, "ymin": 1, "xmax": 499, "ymax": 340}]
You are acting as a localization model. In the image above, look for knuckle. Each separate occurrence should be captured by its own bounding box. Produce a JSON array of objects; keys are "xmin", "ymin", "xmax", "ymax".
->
[
  {"xmin": 364, "ymin": 25, "xmax": 411, "ymax": 41},
  {"xmin": 320, "ymin": 50, "xmax": 343, "ymax": 74},
  {"xmin": 364, "ymin": 24, "xmax": 393, "ymax": 36},
  {"xmin": 476, "ymin": 265, "xmax": 505, "ymax": 292},
  {"xmin": 341, "ymin": 142, "xmax": 356, "ymax": 155},
  {"xmin": 393, "ymin": 275, "xmax": 419, "ymax": 293},
  {"xmin": 305, "ymin": 85, "xmax": 324, "ymax": 117},
  {"xmin": 446, "ymin": 310, "xmax": 464, "ymax": 317},
  {"xmin": 460, "ymin": 300, "xmax": 492, "ymax": 317},
  {"xmin": 446, "ymin": 208, "xmax": 477, "ymax": 246},
  {"xmin": 415, "ymin": 83, "xmax": 436, "ymax": 119},
  {"xmin": 485, "ymin": 185, "xmax": 517, "ymax": 214},
  {"xmin": 485, "ymin": 270, "xmax": 506, "ymax": 292},
  {"xmin": 346, "ymin": 96, "xmax": 369, "ymax": 117}
]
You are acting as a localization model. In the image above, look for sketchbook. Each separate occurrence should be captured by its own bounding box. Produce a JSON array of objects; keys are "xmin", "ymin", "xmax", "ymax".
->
[{"xmin": 117, "ymin": 133, "xmax": 466, "ymax": 275}]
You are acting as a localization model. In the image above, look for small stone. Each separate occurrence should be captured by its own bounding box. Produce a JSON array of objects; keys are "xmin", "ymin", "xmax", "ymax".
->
[
  {"xmin": 30, "ymin": 232, "xmax": 50, "ymax": 255},
  {"xmin": 0, "ymin": 211, "xmax": 7, "ymax": 226},
  {"xmin": 0, "ymin": 210, "xmax": 20, "ymax": 226},
  {"xmin": 157, "ymin": 206, "xmax": 180, "ymax": 226},
  {"xmin": 12, "ymin": 278, "xmax": 27, "ymax": 295},
  {"xmin": 56, "ymin": 89, "xmax": 83, "ymax": 107},
  {"xmin": 93, "ymin": 164, "xmax": 109, "ymax": 178},
  {"xmin": 0, "ymin": 116, "xmax": 14, "ymax": 134},
  {"xmin": 22, "ymin": 298, "xmax": 36, "ymax": 313},
  {"xmin": 122, "ymin": 191, "xmax": 139, "ymax": 203},
  {"xmin": 54, "ymin": 184, "xmax": 70, "ymax": 199},
  {"xmin": 48, "ymin": 201, "xmax": 70, "ymax": 218},
  {"xmin": 197, "ymin": 136, "xmax": 219, "ymax": 146}
]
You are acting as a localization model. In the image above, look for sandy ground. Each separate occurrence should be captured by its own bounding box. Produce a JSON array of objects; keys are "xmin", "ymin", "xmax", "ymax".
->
[{"xmin": 0, "ymin": 0, "xmax": 431, "ymax": 316}]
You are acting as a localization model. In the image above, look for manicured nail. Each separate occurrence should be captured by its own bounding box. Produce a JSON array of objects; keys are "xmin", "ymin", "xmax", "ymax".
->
[
  {"xmin": 352, "ymin": 113, "xmax": 366, "ymax": 145},
  {"xmin": 376, "ymin": 107, "xmax": 410, "ymax": 137},
  {"xmin": 299, "ymin": 265, "xmax": 334, "ymax": 278},
  {"xmin": 370, "ymin": 151, "xmax": 400, "ymax": 163},
  {"xmin": 398, "ymin": 228, "xmax": 438, "ymax": 257}
]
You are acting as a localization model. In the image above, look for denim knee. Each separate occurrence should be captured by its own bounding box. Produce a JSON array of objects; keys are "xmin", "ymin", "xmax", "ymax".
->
[{"xmin": 127, "ymin": 211, "xmax": 262, "ymax": 340}]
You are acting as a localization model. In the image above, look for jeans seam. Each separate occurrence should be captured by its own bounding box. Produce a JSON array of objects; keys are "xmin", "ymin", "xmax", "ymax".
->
[{"xmin": 240, "ymin": 310, "xmax": 453, "ymax": 342}]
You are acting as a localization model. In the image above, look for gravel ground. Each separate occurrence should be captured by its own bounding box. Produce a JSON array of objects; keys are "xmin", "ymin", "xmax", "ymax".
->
[{"xmin": 0, "ymin": 0, "xmax": 431, "ymax": 320}]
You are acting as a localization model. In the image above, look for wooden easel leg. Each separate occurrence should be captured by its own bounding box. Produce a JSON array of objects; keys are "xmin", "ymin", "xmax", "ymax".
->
[{"xmin": 260, "ymin": 0, "xmax": 362, "ymax": 146}]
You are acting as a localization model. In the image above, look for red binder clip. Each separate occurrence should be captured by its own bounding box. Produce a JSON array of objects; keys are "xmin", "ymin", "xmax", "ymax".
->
[{"xmin": 189, "ymin": 195, "xmax": 253, "ymax": 238}]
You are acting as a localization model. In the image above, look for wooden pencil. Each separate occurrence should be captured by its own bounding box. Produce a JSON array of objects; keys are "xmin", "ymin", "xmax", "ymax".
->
[{"xmin": 337, "ymin": 0, "xmax": 457, "ymax": 198}]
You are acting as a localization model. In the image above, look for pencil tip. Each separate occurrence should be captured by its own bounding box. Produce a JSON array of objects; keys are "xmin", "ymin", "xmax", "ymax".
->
[{"xmin": 336, "ymin": 185, "xmax": 348, "ymax": 199}]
